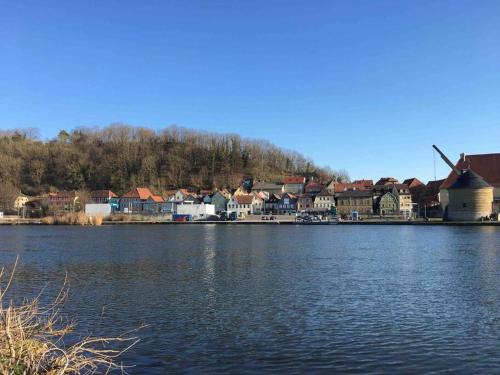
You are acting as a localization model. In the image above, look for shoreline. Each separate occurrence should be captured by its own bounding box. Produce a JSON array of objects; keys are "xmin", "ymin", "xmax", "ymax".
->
[{"xmin": 1, "ymin": 219, "xmax": 499, "ymax": 226}]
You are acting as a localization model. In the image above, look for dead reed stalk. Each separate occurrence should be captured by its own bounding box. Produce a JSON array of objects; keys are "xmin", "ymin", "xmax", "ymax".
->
[{"xmin": 0, "ymin": 257, "xmax": 142, "ymax": 374}]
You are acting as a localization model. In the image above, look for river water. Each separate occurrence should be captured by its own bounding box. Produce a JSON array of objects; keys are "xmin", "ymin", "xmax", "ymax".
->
[{"xmin": 0, "ymin": 225, "xmax": 499, "ymax": 373}]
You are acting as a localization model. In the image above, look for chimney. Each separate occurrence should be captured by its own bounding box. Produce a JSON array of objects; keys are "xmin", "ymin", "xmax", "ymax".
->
[{"xmin": 460, "ymin": 153, "xmax": 466, "ymax": 162}]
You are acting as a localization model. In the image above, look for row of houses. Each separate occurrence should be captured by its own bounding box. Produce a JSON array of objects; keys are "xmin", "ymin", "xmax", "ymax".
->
[
  {"xmin": 81, "ymin": 178, "xmax": 418, "ymax": 219},
  {"xmin": 9, "ymin": 151, "xmax": 498, "ymax": 220},
  {"xmin": 12, "ymin": 177, "xmax": 433, "ymax": 219}
]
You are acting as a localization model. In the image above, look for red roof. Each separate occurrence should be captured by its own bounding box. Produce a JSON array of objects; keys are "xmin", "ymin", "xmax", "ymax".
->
[
  {"xmin": 305, "ymin": 182, "xmax": 323, "ymax": 191},
  {"xmin": 402, "ymin": 178, "xmax": 423, "ymax": 189},
  {"xmin": 283, "ymin": 176, "xmax": 305, "ymax": 184},
  {"xmin": 235, "ymin": 195, "xmax": 254, "ymax": 204},
  {"xmin": 334, "ymin": 182, "xmax": 372, "ymax": 193},
  {"xmin": 441, "ymin": 153, "xmax": 500, "ymax": 189},
  {"xmin": 122, "ymin": 187, "xmax": 154, "ymax": 200},
  {"xmin": 352, "ymin": 179, "xmax": 374, "ymax": 186}
]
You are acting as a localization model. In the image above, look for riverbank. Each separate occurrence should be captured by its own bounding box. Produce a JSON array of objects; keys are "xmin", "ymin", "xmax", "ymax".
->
[{"xmin": 1, "ymin": 218, "xmax": 499, "ymax": 226}]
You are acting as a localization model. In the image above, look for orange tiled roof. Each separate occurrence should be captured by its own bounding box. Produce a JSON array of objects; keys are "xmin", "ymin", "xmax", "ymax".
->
[
  {"xmin": 122, "ymin": 187, "xmax": 153, "ymax": 200},
  {"xmin": 150, "ymin": 195, "xmax": 165, "ymax": 203}
]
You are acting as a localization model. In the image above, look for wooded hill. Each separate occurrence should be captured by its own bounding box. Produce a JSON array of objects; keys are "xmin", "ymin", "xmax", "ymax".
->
[{"xmin": 0, "ymin": 125, "xmax": 349, "ymax": 196}]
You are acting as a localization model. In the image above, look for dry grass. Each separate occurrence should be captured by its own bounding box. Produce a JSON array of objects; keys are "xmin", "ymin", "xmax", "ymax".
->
[
  {"xmin": 41, "ymin": 213, "xmax": 104, "ymax": 226},
  {"xmin": 0, "ymin": 257, "xmax": 142, "ymax": 374}
]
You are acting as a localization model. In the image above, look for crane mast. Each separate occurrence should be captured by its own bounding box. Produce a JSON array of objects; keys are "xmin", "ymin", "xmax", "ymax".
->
[{"xmin": 432, "ymin": 145, "xmax": 461, "ymax": 176}]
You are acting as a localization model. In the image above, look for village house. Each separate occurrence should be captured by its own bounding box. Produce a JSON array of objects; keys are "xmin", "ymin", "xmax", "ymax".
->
[
  {"xmin": 264, "ymin": 193, "xmax": 281, "ymax": 214},
  {"xmin": 49, "ymin": 191, "xmax": 80, "ymax": 213},
  {"xmin": 395, "ymin": 184, "xmax": 413, "ymax": 216},
  {"xmin": 304, "ymin": 181, "xmax": 323, "ymax": 195},
  {"xmin": 143, "ymin": 195, "xmax": 166, "ymax": 214},
  {"xmin": 440, "ymin": 152, "xmax": 500, "ymax": 214},
  {"xmin": 251, "ymin": 181, "xmax": 284, "ymax": 195},
  {"xmin": 283, "ymin": 176, "xmax": 306, "ymax": 195},
  {"xmin": 210, "ymin": 191, "xmax": 230, "ymax": 214},
  {"xmin": 297, "ymin": 193, "xmax": 314, "ymax": 211},
  {"xmin": 277, "ymin": 192, "xmax": 297, "ymax": 214},
  {"xmin": 119, "ymin": 187, "xmax": 155, "ymax": 213},
  {"xmin": 376, "ymin": 191, "xmax": 399, "ymax": 215},
  {"xmin": 314, "ymin": 190, "xmax": 336, "ymax": 212},
  {"xmin": 171, "ymin": 189, "xmax": 198, "ymax": 203},
  {"xmin": 226, "ymin": 194, "xmax": 263, "ymax": 218},
  {"xmin": 13, "ymin": 194, "xmax": 30, "ymax": 210},
  {"xmin": 424, "ymin": 179, "xmax": 446, "ymax": 217},
  {"xmin": 336, "ymin": 190, "xmax": 373, "ymax": 216},
  {"xmin": 372, "ymin": 183, "xmax": 412, "ymax": 216},
  {"xmin": 402, "ymin": 178, "xmax": 425, "ymax": 213}
]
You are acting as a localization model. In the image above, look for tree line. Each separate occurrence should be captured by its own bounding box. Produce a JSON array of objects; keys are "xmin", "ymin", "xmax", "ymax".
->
[{"xmin": 0, "ymin": 124, "xmax": 349, "ymax": 202}]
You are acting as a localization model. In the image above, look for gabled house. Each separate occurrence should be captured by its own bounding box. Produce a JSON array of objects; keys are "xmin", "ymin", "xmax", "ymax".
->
[
  {"xmin": 171, "ymin": 189, "xmax": 194, "ymax": 203},
  {"xmin": 297, "ymin": 194, "xmax": 314, "ymax": 211},
  {"xmin": 376, "ymin": 192, "xmax": 399, "ymax": 215},
  {"xmin": 314, "ymin": 190, "xmax": 335, "ymax": 212},
  {"xmin": 304, "ymin": 181, "xmax": 323, "ymax": 195},
  {"xmin": 226, "ymin": 194, "xmax": 263, "ymax": 218},
  {"xmin": 283, "ymin": 177, "xmax": 306, "ymax": 195},
  {"xmin": 119, "ymin": 187, "xmax": 154, "ymax": 213},
  {"xmin": 277, "ymin": 192, "xmax": 297, "ymax": 214},
  {"xmin": 49, "ymin": 191, "xmax": 80, "ymax": 213},
  {"xmin": 337, "ymin": 190, "xmax": 373, "ymax": 216},
  {"xmin": 395, "ymin": 184, "xmax": 413, "ymax": 216},
  {"xmin": 264, "ymin": 194, "xmax": 281, "ymax": 214},
  {"xmin": 14, "ymin": 194, "xmax": 30, "ymax": 210},
  {"xmin": 143, "ymin": 195, "xmax": 166, "ymax": 214},
  {"xmin": 372, "ymin": 184, "xmax": 412, "ymax": 216},
  {"xmin": 423, "ymin": 179, "xmax": 446, "ymax": 217},
  {"xmin": 210, "ymin": 191, "xmax": 229, "ymax": 214}
]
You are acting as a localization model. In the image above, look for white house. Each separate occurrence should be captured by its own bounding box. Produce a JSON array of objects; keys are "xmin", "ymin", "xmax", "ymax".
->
[
  {"xmin": 314, "ymin": 190, "xmax": 336, "ymax": 212},
  {"xmin": 176, "ymin": 203, "xmax": 215, "ymax": 220}
]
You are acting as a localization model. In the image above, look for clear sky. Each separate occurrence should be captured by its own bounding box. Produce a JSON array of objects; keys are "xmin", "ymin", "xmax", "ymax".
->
[{"xmin": 1, "ymin": 0, "xmax": 499, "ymax": 182}]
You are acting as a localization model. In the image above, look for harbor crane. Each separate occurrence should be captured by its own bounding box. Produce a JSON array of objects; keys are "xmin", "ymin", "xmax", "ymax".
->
[{"xmin": 432, "ymin": 145, "xmax": 461, "ymax": 176}]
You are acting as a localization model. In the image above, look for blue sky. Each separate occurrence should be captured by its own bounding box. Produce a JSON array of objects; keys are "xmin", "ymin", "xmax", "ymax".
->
[{"xmin": 1, "ymin": 0, "xmax": 499, "ymax": 182}]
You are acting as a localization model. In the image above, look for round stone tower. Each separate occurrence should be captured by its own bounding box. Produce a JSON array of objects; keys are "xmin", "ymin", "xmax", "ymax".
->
[{"xmin": 447, "ymin": 170, "xmax": 493, "ymax": 221}]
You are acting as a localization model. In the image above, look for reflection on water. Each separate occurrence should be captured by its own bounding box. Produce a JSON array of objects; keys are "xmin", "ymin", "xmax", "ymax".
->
[{"xmin": 0, "ymin": 225, "xmax": 500, "ymax": 373}]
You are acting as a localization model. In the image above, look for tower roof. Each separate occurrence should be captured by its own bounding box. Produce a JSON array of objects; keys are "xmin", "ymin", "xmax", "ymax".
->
[{"xmin": 449, "ymin": 170, "xmax": 492, "ymax": 189}]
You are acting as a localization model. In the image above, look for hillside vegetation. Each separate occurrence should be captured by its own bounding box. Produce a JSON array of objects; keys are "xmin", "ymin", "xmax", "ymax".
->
[{"xmin": 0, "ymin": 125, "xmax": 348, "ymax": 196}]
